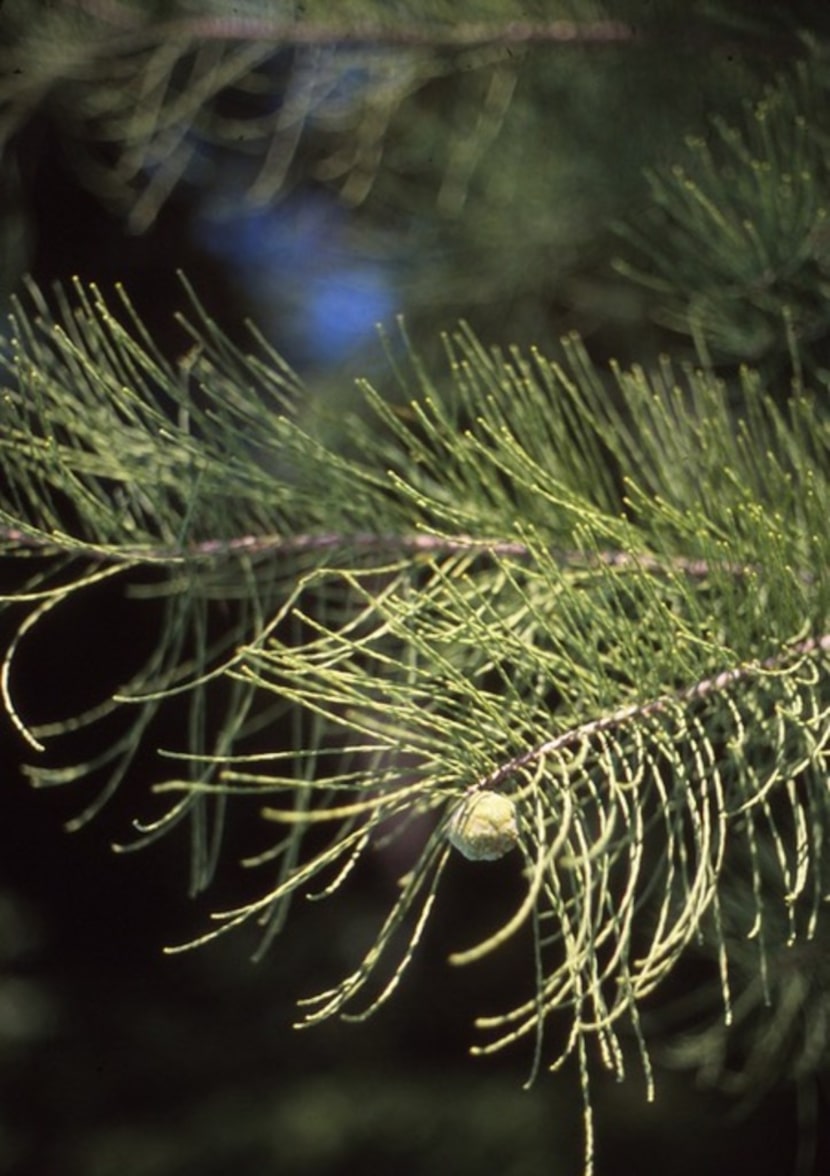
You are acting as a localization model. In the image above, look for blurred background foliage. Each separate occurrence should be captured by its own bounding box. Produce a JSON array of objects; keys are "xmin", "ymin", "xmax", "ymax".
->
[{"xmin": 2, "ymin": 1, "xmax": 830, "ymax": 1173}]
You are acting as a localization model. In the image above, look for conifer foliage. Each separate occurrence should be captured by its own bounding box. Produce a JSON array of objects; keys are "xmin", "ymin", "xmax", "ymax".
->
[{"xmin": 1, "ymin": 3, "xmax": 829, "ymax": 1173}]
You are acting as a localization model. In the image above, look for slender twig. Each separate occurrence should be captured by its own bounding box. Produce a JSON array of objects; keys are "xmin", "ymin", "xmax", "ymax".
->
[
  {"xmin": 56, "ymin": 2, "xmax": 806, "ymax": 58},
  {"xmin": 0, "ymin": 523, "xmax": 784, "ymax": 580},
  {"xmin": 476, "ymin": 634, "xmax": 830, "ymax": 794},
  {"xmin": 65, "ymin": 3, "xmax": 637, "ymax": 48}
]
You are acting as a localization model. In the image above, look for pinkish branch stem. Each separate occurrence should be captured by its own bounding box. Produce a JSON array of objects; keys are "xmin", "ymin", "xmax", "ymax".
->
[
  {"xmin": 64, "ymin": 4, "xmax": 636, "ymax": 48},
  {"xmin": 475, "ymin": 634, "xmax": 830, "ymax": 793},
  {"xmin": 0, "ymin": 524, "xmax": 778, "ymax": 580}
]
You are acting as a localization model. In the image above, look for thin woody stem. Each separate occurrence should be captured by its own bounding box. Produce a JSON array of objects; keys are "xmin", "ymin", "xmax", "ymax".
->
[
  {"xmin": 0, "ymin": 524, "xmax": 781, "ymax": 580},
  {"xmin": 57, "ymin": 3, "xmax": 805, "ymax": 58},
  {"xmin": 65, "ymin": 4, "xmax": 636, "ymax": 47},
  {"xmin": 475, "ymin": 634, "xmax": 830, "ymax": 794}
]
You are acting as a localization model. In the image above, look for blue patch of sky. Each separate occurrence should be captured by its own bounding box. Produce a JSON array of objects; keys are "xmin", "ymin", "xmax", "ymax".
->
[
  {"xmin": 191, "ymin": 185, "xmax": 400, "ymax": 371},
  {"xmin": 175, "ymin": 45, "xmax": 413, "ymax": 371}
]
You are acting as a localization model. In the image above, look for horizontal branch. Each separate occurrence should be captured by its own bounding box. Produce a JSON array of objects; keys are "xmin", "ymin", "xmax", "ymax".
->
[
  {"xmin": 57, "ymin": 3, "xmax": 806, "ymax": 58},
  {"xmin": 66, "ymin": 4, "xmax": 637, "ymax": 48},
  {"xmin": 476, "ymin": 634, "xmax": 830, "ymax": 793},
  {"xmin": 0, "ymin": 524, "xmax": 776, "ymax": 581}
]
